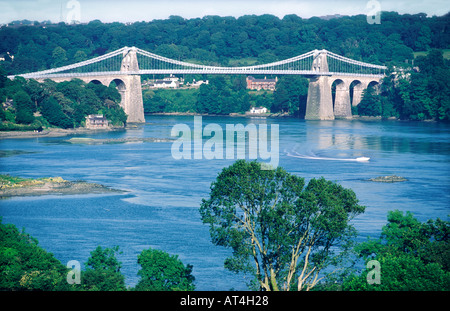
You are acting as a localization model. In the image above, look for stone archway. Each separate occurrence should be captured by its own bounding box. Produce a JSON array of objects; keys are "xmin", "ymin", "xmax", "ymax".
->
[
  {"xmin": 88, "ymin": 79, "xmax": 104, "ymax": 86},
  {"xmin": 350, "ymin": 80, "xmax": 365, "ymax": 107},
  {"xmin": 349, "ymin": 80, "xmax": 361, "ymax": 106},
  {"xmin": 367, "ymin": 80, "xmax": 380, "ymax": 94},
  {"xmin": 350, "ymin": 79, "xmax": 380, "ymax": 107},
  {"xmin": 109, "ymin": 78, "xmax": 127, "ymax": 109}
]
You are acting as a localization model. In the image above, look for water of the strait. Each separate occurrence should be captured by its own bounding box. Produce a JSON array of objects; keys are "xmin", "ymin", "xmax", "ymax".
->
[{"xmin": 1, "ymin": 115, "xmax": 449, "ymax": 290}]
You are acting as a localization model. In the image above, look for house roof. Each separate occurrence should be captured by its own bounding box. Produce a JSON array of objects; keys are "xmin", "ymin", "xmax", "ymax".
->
[
  {"xmin": 247, "ymin": 76, "xmax": 277, "ymax": 83},
  {"xmin": 154, "ymin": 80, "xmax": 175, "ymax": 84},
  {"xmin": 87, "ymin": 114, "xmax": 105, "ymax": 119}
]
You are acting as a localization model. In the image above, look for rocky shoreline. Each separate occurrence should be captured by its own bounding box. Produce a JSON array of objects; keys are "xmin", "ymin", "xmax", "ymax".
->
[
  {"xmin": 66, "ymin": 137, "xmax": 174, "ymax": 145},
  {"xmin": 0, "ymin": 175, "xmax": 124, "ymax": 198}
]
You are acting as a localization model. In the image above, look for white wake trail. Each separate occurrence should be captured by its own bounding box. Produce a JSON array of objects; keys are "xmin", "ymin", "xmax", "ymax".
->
[{"xmin": 285, "ymin": 150, "xmax": 370, "ymax": 162}]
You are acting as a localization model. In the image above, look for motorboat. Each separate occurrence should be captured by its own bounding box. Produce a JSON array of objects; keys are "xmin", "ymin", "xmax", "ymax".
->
[{"xmin": 356, "ymin": 157, "xmax": 370, "ymax": 162}]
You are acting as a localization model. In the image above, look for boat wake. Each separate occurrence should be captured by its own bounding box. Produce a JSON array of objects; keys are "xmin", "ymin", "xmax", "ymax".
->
[{"xmin": 285, "ymin": 150, "xmax": 370, "ymax": 162}]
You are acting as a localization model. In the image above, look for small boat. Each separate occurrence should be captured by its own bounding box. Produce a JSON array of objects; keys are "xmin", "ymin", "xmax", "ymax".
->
[{"xmin": 356, "ymin": 157, "xmax": 370, "ymax": 162}]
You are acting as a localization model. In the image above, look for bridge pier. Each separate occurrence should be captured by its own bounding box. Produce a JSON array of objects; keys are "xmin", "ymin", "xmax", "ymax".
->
[
  {"xmin": 305, "ymin": 76, "xmax": 335, "ymax": 120},
  {"xmin": 305, "ymin": 50, "xmax": 334, "ymax": 120},
  {"xmin": 120, "ymin": 75, "xmax": 145, "ymax": 123},
  {"xmin": 119, "ymin": 47, "xmax": 145, "ymax": 123}
]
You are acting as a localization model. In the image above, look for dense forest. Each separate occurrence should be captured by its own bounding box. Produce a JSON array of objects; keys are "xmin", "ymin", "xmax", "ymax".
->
[
  {"xmin": 0, "ymin": 11, "xmax": 449, "ymax": 127},
  {"xmin": 1, "ymin": 12, "xmax": 448, "ymax": 73}
]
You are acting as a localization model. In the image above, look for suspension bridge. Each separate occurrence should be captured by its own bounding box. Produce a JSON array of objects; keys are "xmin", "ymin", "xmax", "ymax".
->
[{"xmin": 8, "ymin": 46, "xmax": 386, "ymax": 122}]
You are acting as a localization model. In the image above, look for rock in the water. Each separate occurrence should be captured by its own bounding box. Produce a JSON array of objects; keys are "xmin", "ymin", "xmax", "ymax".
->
[{"xmin": 368, "ymin": 175, "xmax": 407, "ymax": 183}]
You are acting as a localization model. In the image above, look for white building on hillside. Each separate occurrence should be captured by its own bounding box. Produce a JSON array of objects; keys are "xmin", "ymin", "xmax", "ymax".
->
[{"xmin": 249, "ymin": 106, "xmax": 269, "ymax": 114}]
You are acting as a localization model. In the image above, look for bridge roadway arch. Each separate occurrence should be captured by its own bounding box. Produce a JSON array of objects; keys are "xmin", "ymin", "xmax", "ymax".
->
[
  {"xmin": 35, "ymin": 72, "xmax": 381, "ymax": 122},
  {"xmin": 305, "ymin": 75, "xmax": 381, "ymax": 120}
]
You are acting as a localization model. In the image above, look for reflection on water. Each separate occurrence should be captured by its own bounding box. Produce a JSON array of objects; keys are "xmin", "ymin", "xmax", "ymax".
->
[
  {"xmin": 304, "ymin": 120, "xmax": 450, "ymax": 156},
  {"xmin": 0, "ymin": 116, "xmax": 449, "ymax": 290}
]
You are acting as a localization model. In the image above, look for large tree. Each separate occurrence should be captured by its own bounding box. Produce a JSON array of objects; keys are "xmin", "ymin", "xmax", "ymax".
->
[
  {"xmin": 200, "ymin": 160, "xmax": 365, "ymax": 291},
  {"xmin": 81, "ymin": 246, "xmax": 126, "ymax": 291},
  {"xmin": 13, "ymin": 90, "xmax": 35, "ymax": 124}
]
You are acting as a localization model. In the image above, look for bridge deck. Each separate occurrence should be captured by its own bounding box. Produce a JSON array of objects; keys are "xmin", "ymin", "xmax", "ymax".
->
[{"xmin": 9, "ymin": 70, "xmax": 384, "ymax": 80}]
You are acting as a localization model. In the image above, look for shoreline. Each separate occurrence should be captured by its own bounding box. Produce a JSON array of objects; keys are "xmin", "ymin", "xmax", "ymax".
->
[
  {"xmin": 0, "ymin": 115, "xmax": 439, "ymax": 140},
  {"xmin": 147, "ymin": 112, "xmax": 292, "ymax": 118},
  {"xmin": 0, "ymin": 175, "xmax": 125, "ymax": 198},
  {"xmin": 147, "ymin": 113, "xmax": 442, "ymax": 123},
  {"xmin": 0, "ymin": 126, "xmax": 126, "ymax": 140},
  {"xmin": 146, "ymin": 112, "xmax": 420, "ymax": 122}
]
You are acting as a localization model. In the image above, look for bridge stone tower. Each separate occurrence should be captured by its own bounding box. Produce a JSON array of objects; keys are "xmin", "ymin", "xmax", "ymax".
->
[
  {"xmin": 305, "ymin": 50, "xmax": 335, "ymax": 120},
  {"xmin": 119, "ymin": 47, "xmax": 145, "ymax": 123}
]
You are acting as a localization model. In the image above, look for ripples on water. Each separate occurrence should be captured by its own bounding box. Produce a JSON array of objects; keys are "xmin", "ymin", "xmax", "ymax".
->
[{"xmin": 0, "ymin": 116, "xmax": 449, "ymax": 290}]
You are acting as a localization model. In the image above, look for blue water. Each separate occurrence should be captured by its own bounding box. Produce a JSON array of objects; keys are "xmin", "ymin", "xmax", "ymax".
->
[{"xmin": 1, "ymin": 116, "xmax": 449, "ymax": 290}]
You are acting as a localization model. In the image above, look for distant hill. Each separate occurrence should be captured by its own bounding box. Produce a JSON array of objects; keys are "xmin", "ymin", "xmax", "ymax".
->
[{"xmin": 0, "ymin": 12, "xmax": 448, "ymax": 75}]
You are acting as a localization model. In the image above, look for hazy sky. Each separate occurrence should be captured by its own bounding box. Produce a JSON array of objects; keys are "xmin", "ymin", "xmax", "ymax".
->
[{"xmin": 0, "ymin": 0, "xmax": 448, "ymax": 24}]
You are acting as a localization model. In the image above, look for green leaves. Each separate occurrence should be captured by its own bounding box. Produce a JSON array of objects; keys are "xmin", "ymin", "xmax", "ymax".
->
[
  {"xmin": 357, "ymin": 86, "xmax": 382, "ymax": 117},
  {"xmin": 82, "ymin": 246, "xmax": 126, "ymax": 291},
  {"xmin": 195, "ymin": 76, "xmax": 251, "ymax": 115},
  {"xmin": 135, "ymin": 248, "xmax": 195, "ymax": 291},
  {"xmin": 13, "ymin": 90, "xmax": 34, "ymax": 124},
  {"xmin": 374, "ymin": 50, "xmax": 450, "ymax": 121},
  {"xmin": 344, "ymin": 211, "xmax": 450, "ymax": 291},
  {"xmin": 0, "ymin": 72, "xmax": 127, "ymax": 129},
  {"xmin": 273, "ymin": 76, "xmax": 309, "ymax": 116},
  {"xmin": 0, "ymin": 219, "xmax": 71, "ymax": 291}
]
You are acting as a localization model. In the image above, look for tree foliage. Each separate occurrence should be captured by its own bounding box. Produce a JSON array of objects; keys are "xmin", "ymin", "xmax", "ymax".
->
[
  {"xmin": 2, "ymin": 12, "xmax": 448, "ymax": 75},
  {"xmin": 272, "ymin": 76, "xmax": 308, "ymax": 116},
  {"xmin": 358, "ymin": 49, "xmax": 450, "ymax": 120},
  {"xmin": 195, "ymin": 76, "xmax": 251, "ymax": 114},
  {"xmin": 0, "ymin": 218, "xmax": 70, "ymax": 291},
  {"xmin": 200, "ymin": 160, "xmax": 365, "ymax": 291},
  {"xmin": 143, "ymin": 76, "xmax": 300, "ymax": 116},
  {"xmin": 80, "ymin": 246, "xmax": 126, "ymax": 291},
  {"xmin": 0, "ymin": 219, "xmax": 196, "ymax": 291},
  {"xmin": 356, "ymin": 86, "xmax": 381, "ymax": 117},
  {"xmin": 135, "ymin": 247, "xmax": 195, "ymax": 291},
  {"xmin": 0, "ymin": 69, "xmax": 127, "ymax": 130},
  {"xmin": 13, "ymin": 90, "xmax": 35, "ymax": 124},
  {"xmin": 343, "ymin": 211, "xmax": 450, "ymax": 291}
]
